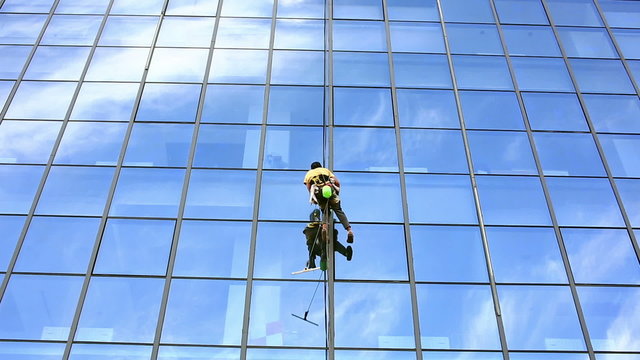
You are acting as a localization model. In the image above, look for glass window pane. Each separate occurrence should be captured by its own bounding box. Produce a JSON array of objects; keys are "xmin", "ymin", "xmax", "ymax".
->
[
  {"xmin": 570, "ymin": 59, "xmax": 635, "ymax": 94},
  {"xmin": 498, "ymin": 285, "xmax": 585, "ymax": 350},
  {"xmin": 468, "ymin": 131, "xmax": 537, "ymax": 175},
  {"xmin": 487, "ymin": 227, "xmax": 567, "ymax": 283},
  {"xmin": 36, "ymin": 166, "xmax": 115, "ymax": 216},
  {"xmin": 41, "ymin": 15, "xmax": 102, "ymax": 45},
  {"xmin": 0, "ymin": 81, "xmax": 12, "ymax": 110},
  {"xmin": 277, "ymin": 0, "xmax": 324, "ymax": 18},
  {"xmin": 249, "ymin": 281, "xmax": 326, "ymax": 347},
  {"xmin": 546, "ymin": 177, "xmax": 625, "ymax": 227},
  {"xmin": 56, "ymin": 0, "xmax": 111, "ymax": 14},
  {"xmin": 258, "ymin": 171, "xmax": 311, "ymax": 221},
  {"xmin": 338, "ymin": 350, "xmax": 416, "ymax": 360},
  {"xmin": 502, "ymin": 25, "xmax": 561, "ymax": 57},
  {"xmin": 336, "ymin": 283, "xmax": 413, "ymax": 348},
  {"xmin": 209, "ymin": 49, "xmax": 268, "ymax": 84},
  {"xmin": 194, "ymin": 124, "xmax": 260, "ymax": 168},
  {"xmin": 15, "ymin": 217, "xmax": 99, "ymax": 274},
  {"xmin": 24, "ymin": 46, "xmax": 90, "ymax": 81},
  {"xmin": 334, "ymin": 88, "xmax": 392, "ymax": 126},
  {"xmin": 99, "ymin": 16, "xmax": 159, "ymax": 46},
  {"xmin": 477, "ymin": 176, "xmax": 552, "ymax": 226},
  {"xmin": 124, "ymin": 123, "xmax": 193, "ymax": 167},
  {"xmin": 336, "ymin": 172, "xmax": 403, "ymax": 222},
  {"xmin": 522, "ymin": 92, "xmax": 588, "ymax": 131},
  {"xmin": 584, "ymin": 95, "xmax": 640, "ymax": 133},
  {"xmin": 334, "ymin": 52, "xmax": 390, "ymax": 87},
  {"xmin": 1, "ymin": 0, "xmax": 55, "ymax": 13},
  {"xmin": 616, "ymin": 178, "xmax": 640, "ymax": 227},
  {"xmin": 440, "ymin": 0, "xmax": 494, "ymax": 23},
  {"xmin": 334, "ymin": 128, "xmax": 398, "ymax": 171},
  {"xmin": 563, "ymin": 228, "xmax": 640, "ymax": 284},
  {"xmin": 447, "ymin": 24, "xmax": 503, "ymax": 55},
  {"xmin": 0, "ymin": 121, "xmax": 61, "ymax": 164},
  {"xmin": 202, "ymin": 85, "xmax": 264, "ymax": 124},
  {"xmin": 406, "ymin": 174, "xmax": 478, "ymax": 224},
  {"xmin": 162, "ymin": 279, "xmax": 245, "ymax": 345},
  {"xmin": 264, "ymin": 127, "xmax": 323, "ymax": 169},
  {"xmin": 411, "ymin": 225, "xmax": 488, "ymax": 282},
  {"xmin": 535, "ymin": 133, "xmax": 605, "ymax": 176},
  {"xmin": 546, "ymin": 0, "xmax": 603, "ymax": 26},
  {"xmin": 599, "ymin": 134, "xmax": 640, "ymax": 177},
  {"xmin": 0, "ymin": 14, "xmax": 47, "ymax": 44},
  {"xmin": 333, "ymin": 0, "xmax": 383, "ymax": 20},
  {"xmin": 417, "ymin": 284, "xmax": 501, "ymax": 350},
  {"xmin": 85, "ymin": 47, "xmax": 149, "ymax": 81},
  {"xmin": 629, "ymin": 60, "xmax": 640, "ymax": 83},
  {"xmin": 397, "ymin": 89, "xmax": 459, "ymax": 128},
  {"xmin": 159, "ymin": 347, "xmax": 239, "ymax": 360},
  {"xmin": 600, "ymin": 0, "xmax": 640, "ymax": 28},
  {"xmin": 71, "ymin": 82, "xmax": 139, "ymax": 121},
  {"xmin": 597, "ymin": 355, "xmax": 640, "ymax": 360},
  {"xmin": 55, "ymin": 122, "xmax": 127, "ymax": 166},
  {"xmin": 558, "ymin": 27, "xmax": 618, "ymax": 58},
  {"xmin": 336, "ymin": 224, "xmax": 407, "ymax": 281},
  {"xmin": 0, "ymin": 342, "xmax": 65, "ymax": 360},
  {"xmin": 268, "ymin": 86, "xmax": 323, "ymax": 125},
  {"xmin": 494, "ymin": 0, "xmax": 549, "ymax": 25},
  {"xmin": 511, "ymin": 57, "xmax": 574, "ymax": 92},
  {"xmin": 76, "ymin": 277, "xmax": 164, "ymax": 343},
  {"xmin": 166, "ymin": 0, "xmax": 219, "ymax": 15},
  {"xmin": 388, "ymin": 0, "xmax": 439, "ymax": 21},
  {"xmin": 6, "ymin": 81, "xmax": 77, "ymax": 120},
  {"xmin": 511, "ymin": 353, "xmax": 588, "ymax": 360},
  {"xmin": 185, "ymin": 169, "xmax": 256, "ymax": 219},
  {"xmin": 0, "ymin": 165, "xmax": 44, "ymax": 214},
  {"xmin": 459, "ymin": 91, "xmax": 524, "ymax": 130},
  {"xmin": 0, "ymin": 275, "xmax": 83, "ymax": 340},
  {"xmin": 271, "ymin": 50, "xmax": 324, "ymax": 85},
  {"xmin": 216, "ymin": 18, "xmax": 271, "ymax": 49},
  {"xmin": 157, "ymin": 17, "xmax": 215, "ymax": 47},
  {"xmin": 221, "ymin": 0, "xmax": 273, "ymax": 17},
  {"xmin": 0, "ymin": 216, "xmax": 25, "ymax": 271},
  {"xmin": 69, "ymin": 344, "xmax": 151, "ymax": 360},
  {"xmin": 136, "ymin": 84, "xmax": 201, "ymax": 122},
  {"xmin": 147, "ymin": 48, "xmax": 209, "ymax": 82},
  {"xmin": 173, "ymin": 220, "xmax": 250, "ymax": 278},
  {"xmin": 94, "ymin": 219, "xmax": 175, "ymax": 276},
  {"xmin": 394, "ymin": 54, "xmax": 451, "ymax": 89},
  {"xmin": 274, "ymin": 19, "xmax": 323, "ymax": 50},
  {"xmin": 577, "ymin": 287, "xmax": 640, "ymax": 352},
  {"xmin": 424, "ymin": 352, "xmax": 502, "ymax": 360},
  {"xmin": 402, "ymin": 129, "xmax": 468, "ymax": 173},
  {"xmin": 110, "ymin": 168, "xmax": 185, "ymax": 218},
  {"xmin": 333, "ymin": 20, "xmax": 386, "ymax": 51},
  {"xmin": 453, "ymin": 55, "xmax": 513, "ymax": 90},
  {"xmin": 111, "ymin": 0, "xmax": 164, "ymax": 15},
  {"xmin": 389, "ymin": 22, "xmax": 444, "ymax": 53}
]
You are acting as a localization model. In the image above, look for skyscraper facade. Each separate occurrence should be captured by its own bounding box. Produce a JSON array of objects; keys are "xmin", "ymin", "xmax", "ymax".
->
[{"xmin": 0, "ymin": 0, "xmax": 639, "ymax": 359}]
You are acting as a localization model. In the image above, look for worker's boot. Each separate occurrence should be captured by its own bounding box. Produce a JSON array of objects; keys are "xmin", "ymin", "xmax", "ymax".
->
[
  {"xmin": 346, "ymin": 228, "xmax": 354, "ymax": 243},
  {"xmin": 346, "ymin": 246, "xmax": 353, "ymax": 261}
]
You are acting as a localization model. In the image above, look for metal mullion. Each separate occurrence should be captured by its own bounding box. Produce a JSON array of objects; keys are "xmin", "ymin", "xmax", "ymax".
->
[
  {"xmin": 434, "ymin": 2, "xmax": 510, "ymax": 360},
  {"xmin": 239, "ymin": 0, "xmax": 278, "ymax": 358},
  {"xmin": 56, "ymin": 1, "xmax": 171, "ymax": 358},
  {"xmin": 380, "ymin": 0, "xmax": 423, "ymax": 358},
  {"xmin": 540, "ymin": 0, "xmax": 640, "ymax": 268},
  {"xmin": 148, "ymin": 0, "xmax": 225, "ymax": 356}
]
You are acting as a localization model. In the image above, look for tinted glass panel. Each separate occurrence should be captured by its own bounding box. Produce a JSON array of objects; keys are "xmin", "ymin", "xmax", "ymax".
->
[
  {"xmin": 447, "ymin": 24, "xmax": 503, "ymax": 55},
  {"xmin": 24, "ymin": 46, "xmax": 90, "ymax": 80},
  {"xmin": 406, "ymin": 174, "xmax": 478, "ymax": 224},
  {"xmin": 616, "ymin": 178, "xmax": 640, "ymax": 227},
  {"xmin": 468, "ymin": 131, "xmax": 537, "ymax": 175},
  {"xmin": 334, "ymin": 20, "xmax": 386, "ymax": 51},
  {"xmin": 0, "ymin": 81, "xmax": 14, "ymax": 109},
  {"xmin": 216, "ymin": 18, "xmax": 271, "ymax": 49},
  {"xmin": 271, "ymin": 50, "xmax": 324, "ymax": 85},
  {"xmin": 333, "ymin": 0, "xmax": 383, "ymax": 20},
  {"xmin": 202, "ymin": 85, "xmax": 264, "ymax": 124},
  {"xmin": 159, "ymin": 346, "xmax": 240, "ymax": 360},
  {"xmin": 0, "ymin": 342, "xmax": 64, "ymax": 360},
  {"xmin": 546, "ymin": 0, "xmax": 603, "ymax": 26},
  {"xmin": 6, "ymin": 81, "xmax": 77, "ymax": 120},
  {"xmin": 402, "ymin": 129, "xmax": 468, "ymax": 174},
  {"xmin": 388, "ymin": 0, "xmax": 439, "ymax": 21},
  {"xmin": 584, "ymin": 95, "xmax": 640, "ymax": 133},
  {"xmin": 136, "ymin": 84, "xmax": 201, "ymax": 122},
  {"xmin": 184, "ymin": 169, "xmax": 256, "ymax": 220},
  {"xmin": 110, "ymin": 168, "xmax": 185, "ymax": 218},
  {"xmin": 85, "ymin": 47, "xmax": 149, "ymax": 81},
  {"xmin": 334, "ymin": 128, "xmax": 398, "ymax": 171},
  {"xmin": 147, "ymin": 48, "xmax": 209, "ymax": 83},
  {"xmin": 15, "ymin": 217, "xmax": 99, "ymax": 274},
  {"xmin": 41, "ymin": 15, "xmax": 102, "ymax": 45},
  {"xmin": 440, "ymin": 0, "xmax": 494, "ymax": 23},
  {"xmin": 494, "ymin": 0, "xmax": 549, "ymax": 24},
  {"xmin": 99, "ymin": 16, "xmax": 159, "ymax": 46},
  {"xmin": 124, "ymin": 123, "xmax": 193, "ymax": 167},
  {"xmin": 459, "ymin": 91, "xmax": 524, "ymax": 130},
  {"xmin": 0, "ymin": 216, "xmax": 25, "ymax": 271},
  {"xmin": 396, "ymin": 89, "xmax": 459, "ymax": 128},
  {"xmin": 0, "ymin": 121, "xmax": 61, "ymax": 164},
  {"xmin": 570, "ymin": 59, "xmax": 635, "ymax": 94},
  {"xmin": 54, "ymin": 122, "xmax": 127, "ymax": 166},
  {"xmin": 157, "ymin": 17, "xmax": 215, "ymax": 47},
  {"xmin": 336, "ymin": 172, "xmax": 403, "ymax": 222},
  {"xmin": 259, "ymin": 171, "xmax": 311, "ymax": 221},
  {"xmin": 502, "ymin": 25, "xmax": 560, "ymax": 57},
  {"xmin": 277, "ymin": 0, "xmax": 324, "ymax": 18},
  {"xmin": 0, "ymin": 165, "xmax": 44, "ymax": 214},
  {"xmin": 111, "ymin": 0, "xmax": 164, "ymax": 15},
  {"xmin": 522, "ymin": 93, "xmax": 588, "ymax": 131},
  {"xmin": 534, "ymin": 133, "xmax": 605, "ymax": 176},
  {"xmin": 511, "ymin": 57, "xmax": 574, "ymax": 92},
  {"xmin": 599, "ymin": 0, "xmax": 640, "ymax": 28},
  {"xmin": 68, "ymin": 344, "xmax": 151, "ymax": 360},
  {"xmin": 558, "ymin": 27, "xmax": 617, "ymax": 58},
  {"xmin": 390, "ymin": 22, "xmax": 444, "ymax": 53},
  {"xmin": 56, "ymin": 0, "xmax": 111, "ymax": 14},
  {"xmin": 71, "ymin": 82, "xmax": 139, "ymax": 121},
  {"xmin": 166, "ymin": 0, "xmax": 219, "ymax": 15},
  {"xmin": 599, "ymin": 134, "xmax": 640, "ymax": 177},
  {"xmin": 334, "ymin": 88, "xmax": 393, "ymax": 126},
  {"xmin": 268, "ymin": 86, "xmax": 323, "ymax": 125},
  {"xmin": 274, "ymin": 19, "xmax": 323, "ymax": 50},
  {"xmin": 453, "ymin": 56, "xmax": 513, "ymax": 90},
  {"xmin": 1, "ymin": 0, "xmax": 54, "ymax": 12},
  {"xmin": 334, "ymin": 52, "xmax": 390, "ymax": 87},
  {"xmin": 194, "ymin": 124, "xmax": 260, "ymax": 168},
  {"xmin": 337, "ymin": 350, "xmax": 416, "ymax": 360},
  {"xmin": 394, "ymin": 54, "xmax": 451, "ymax": 89},
  {"xmin": 0, "ymin": 14, "xmax": 47, "ymax": 44},
  {"xmin": 264, "ymin": 126, "xmax": 323, "ymax": 169},
  {"xmin": 221, "ymin": 0, "xmax": 273, "ymax": 17},
  {"xmin": 209, "ymin": 49, "xmax": 268, "ymax": 84}
]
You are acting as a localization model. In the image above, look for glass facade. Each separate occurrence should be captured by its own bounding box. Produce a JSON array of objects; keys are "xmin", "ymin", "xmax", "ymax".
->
[{"xmin": 0, "ymin": 0, "xmax": 639, "ymax": 359}]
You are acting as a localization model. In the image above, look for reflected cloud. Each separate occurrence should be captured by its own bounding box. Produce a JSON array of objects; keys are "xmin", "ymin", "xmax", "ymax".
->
[
  {"xmin": 209, "ymin": 49, "xmax": 268, "ymax": 84},
  {"xmin": 0, "ymin": 14, "xmax": 47, "ymax": 44},
  {"xmin": 0, "ymin": 121, "xmax": 61, "ymax": 163},
  {"xmin": 99, "ymin": 16, "xmax": 159, "ymax": 46},
  {"xmin": 6, "ymin": 81, "xmax": 77, "ymax": 120},
  {"xmin": 147, "ymin": 48, "xmax": 209, "ymax": 82},
  {"xmin": 71, "ymin": 82, "xmax": 139, "ymax": 121},
  {"xmin": 85, "ymin": 47, "xmax": 149, "ymax": 81}
]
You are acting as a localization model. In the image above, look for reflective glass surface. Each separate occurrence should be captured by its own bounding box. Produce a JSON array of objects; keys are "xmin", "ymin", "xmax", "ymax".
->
[
  {"xmin": 423, "ymin": 353, "xmax": 503, "ymax": 360},
  {"xmin": 511, "ymin": 57, "xmax": 574, "ymax": 92},
  {"xmin": 94, "ymin": 219, "xmax": 175, "ymax": 276},
  {"xmin": 6, "ymin": 81, "xmax": 77, "ymax": 120},
  {"xmin": 147, "ymin": 48, "xmax": 209, "ymax": 83},
  {"xmin": 216, "ymin": 18, "xmax": 271, "ymax": 49},
  {"xmin": 417, "ymin": 284, "xmax": 501, "ymax": 349},
  {"xmin": 402, "ymin": 129, "xmax": 468, "ymax": 174},
  {"xmin": 271, "ymin": 51, "xmax": 324, "ymax": 85},
  {"xmin": 494, "ymin": 0, "xmax": 549, "ymax": 25},
  {"xmin": 99, "ymin": 16, "xmax": 159, "ymax": 46},
  {"xmin": 337, "ymin": 350, "xmax": 416, "ymax": 360},
  {"xmin": 502, "ymin": 25, "xmax": 561, "ymax": 57},
  {"xmin": 264, "ymin": 127, "xmax": 323, "ymax": 169},
  {"xmin": 388, "ymin": 0, "xmax": 439, "ymax": 21},
  {"xmin": 274, "ymin": 19, "xmax": 323, "ymax": 50},
  {"xmin": 221, "ymin": 0, "xmax": 273, "ymax": 17},
  {"xmin": 110, "ymin": 168, "xmax": 185, "ymax": 218},
  {"xmin": 277, "ymin": 0, "xmax": 324, "ymax": 18},
  {"xmin": 268, "ymin": 86, "xmax": 323, "ymax": 125},
  {"xmin": 440, "ymin": 0, "xmax": 494, "ymax": 23},
  {"xmin": 124, "ymin": 123, "xmax": 193, "ymax": 167},
  {"xmin": 394, "ymin": 54, "xmax": 451, "ymax": 89},
  {"xmin": 258, "ymin": 171, "xmax": 312, "ymax": 221},
  {"xmin": 406, "ymin": 174, "xmax": 478, "ymax": 224},
  {"xmin": 334, "ymin": 88, "xmax": 393, "ymax": 126},
  {"xmin": 202, "ymin": 85, "xmax": 264, "ymax": 124},
  {"xmin": 0, "ymin": 274, "xmax": 83, "ymax": 340},
  {"xmin": 157, "ymin": 17, "xmax": 215, "ymax": 47},
  {"xmin": 36, "ymin": 166, "xmax": 115, "ymax": 216},
  {"xmin": 333, "ymin": 0, "xmax": 383, "ymax": 20},
  {"xmin": 468, "ymin": 131, "xmax": 537, "ymax": 175},
  {"xmin": 166, "ymin": 0, "xmax": 219, "ymax": 15},
  {"xmin": 546, "ymin": 0, "xmax": 603, "ymax": 26},
  {"xmin": 1, "ymin": 0, "xmax": 54, "ymax": 13},
  {"xmin": 615, "ymin": 178, "xmax": 640, "ymax": 227},
  {"xmin": 411, "ymin": 225, "xmax": 488, "ymax": 282},
  {"xmin": 56, "ymin": 0, "xmax": 111, "ymax": 14},
  {"xmin": 0, "ymin": 341, "xmax": 65, "ymax": 360},
  {"xmin": 0, "ymin": 14, "xmax": 47, "ymax": 44},
  {"xmin": 558, "ymin": 27, "xmax": 617, "ymax": 58},
  {"xmin": 0, "ymin": 120, "xmax": 61, "ymax": 164},
  {"xmin": 68, "ymin": 344, "xmax": 151, "ymax": 360},
  {"xmin": 15, "ymin": 217, "xmax": 99, "ymax": 273},
  {"xmin": 453, "ymin": 56, "xmax": 513, "ymax": 90},
  {"xmin": 390, "ymin": 22, "xmax": 444, "ymax": 53},
  {"xmin": 76, "ymin": 277, "xmax": 164, "ymax": 343},
  {"xmin": 0, "ymin": 216, "xmax": 25, "ymax": 271},
  {"xmin": 85, "ymin": 47, "xmax": 149, "ymax": 81},
  {"xmin": 194, "ymin": 124, "xmax": 261, "ymax": 168},
  {"xmin": 54, "ymin": 122, "xmax": 127, "ymax": 165},
  {"xmin": 534, "ymin": 133, "xmax": 605, "ymax": 176},
  {"xmin": 334, "ymin": 52, "xmax": 390, "ymax": 87},
  {"xmin": 334, "ymin": 128, "xmax": 398, "ymax": 171},
  {"xmin": 136, "ymin": 84, "xmax": 201, "ymax": 122},
  {"xmin": 396, "ymin": 89, "xmax": 459, "ymax": 128},
  {"xmin": 0, "ymin": 165, "xmax": 45, "ymax": 214},
  {"xmin": 522, "ymin": 93, "xmax": 588, "ymax": 131},
  {"xmin": 336, "ymin": 172, "xmax": 403, "ymax": 222},
  {"xmin": 570, "ymin": 59, "xmax": 635, "ymax": 94},
  {"xmin": 184, "ymin": 169, "xmax": 256, "ymax": 219},
  {"xmin": 447, "ymin": 24, "xmax": 503, "ymax": 55},
  {"xmin": 71, "ymin": 82, "xmax": 140, "ymax": 121},
  {"xmin": 159, "ymin": 346, "xmax": 240, "ymax": 360},
  {"xmin": 584, "ymin": 95, "xmax": 640, "ymax": 133},
  {"xmin": 599, "ymin": 134, "xmax": 640, "ymax": 177},
  {"xmin": 209, "ymin": 49, "xmax": 268, "ymax": 84},
  {"xmin": 612, "ymin": 30, "xmax": 640, "ymax": 59},
  {"xmin": 0, "ymin": 81, "xmax": 14, "ymax": 109},
  {"xmin": 459, "ymin": 91, "xmax": 524, "ymax": 130},
  {"xmin": 24, "ymin": 46, "xmax": 90, "ymax": 80},
  {"xmin": 599, "ymin": 0, "xmax": 640, "ymax": 28},
  {"xmin": 111, "ymin": 0, "xmax": 164, "ymax": 15},
  {"xmin": 41, "ymin": 15, "xmax": 102, "ymax": 45},
  {"xmin": 334, "ymin": 20, "xmax": 386, "ymax": 51}
]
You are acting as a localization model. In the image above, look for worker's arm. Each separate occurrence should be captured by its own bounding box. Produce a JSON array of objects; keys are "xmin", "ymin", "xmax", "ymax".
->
[{"xmin": 305, "ymin": 182, "xmax": 311, "ymax": 191}]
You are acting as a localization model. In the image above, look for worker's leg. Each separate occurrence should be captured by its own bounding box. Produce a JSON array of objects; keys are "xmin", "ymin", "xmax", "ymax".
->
[
  {"xmin": 304, "ymin": 227, "xmax": 318, "ymax": 268},
  {"xmin": 329, "ymin": 196, "xmax": 350, "ymax": 230}
]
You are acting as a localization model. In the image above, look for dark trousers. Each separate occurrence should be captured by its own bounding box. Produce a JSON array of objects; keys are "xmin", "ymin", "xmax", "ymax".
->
[{"xmin": 304, "ymin": 226, "xmax": 348, "ymax": 266}]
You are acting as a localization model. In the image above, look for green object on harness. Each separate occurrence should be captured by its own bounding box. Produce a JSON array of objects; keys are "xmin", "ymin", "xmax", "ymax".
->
[{"xmin": 322, "ymin": 185, "xmax": 332, "ymax": 198}]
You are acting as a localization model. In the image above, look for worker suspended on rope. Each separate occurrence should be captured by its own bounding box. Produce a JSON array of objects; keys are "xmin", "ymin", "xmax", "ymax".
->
[
  {"xmin": 303, "ymin": 161, "xmax": 354, "ymax": 244},
  {"xmin": 304, "ymin": 209, "xmax": 353, "ymax": 270}
]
